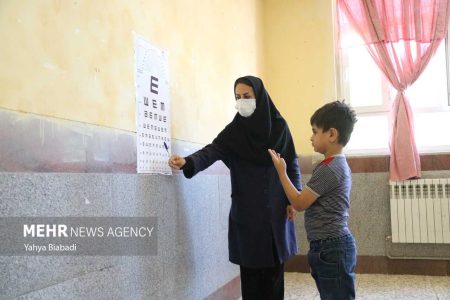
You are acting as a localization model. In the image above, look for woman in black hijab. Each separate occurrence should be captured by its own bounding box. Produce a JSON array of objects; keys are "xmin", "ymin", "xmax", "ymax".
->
[{"xmin": 169, "ymin": 75, "xmax": 302, "ymax": 300}]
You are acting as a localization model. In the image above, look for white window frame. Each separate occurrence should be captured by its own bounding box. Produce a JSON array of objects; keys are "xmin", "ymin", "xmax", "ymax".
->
[{"xmin": 335, "ymin": 12, "xmax": 450, "ymax": 156}]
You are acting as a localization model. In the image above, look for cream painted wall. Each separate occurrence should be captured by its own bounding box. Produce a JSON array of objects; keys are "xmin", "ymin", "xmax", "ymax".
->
[
  {"xmin": 0, "ymin": 1, "xmax": 263, "ymax": 144},
  {"xmin": 262, "ymin": 0, "xmax": 337, "ymax": 155},
  {"xmin": 0, "ymin": 1, "xmax": 336, "ymax": 152}
]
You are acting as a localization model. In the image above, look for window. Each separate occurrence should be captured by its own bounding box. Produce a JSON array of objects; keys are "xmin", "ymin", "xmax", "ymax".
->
[{"xmin": 337, "ymin": 16, "xmax": 450, "ymax": 155}]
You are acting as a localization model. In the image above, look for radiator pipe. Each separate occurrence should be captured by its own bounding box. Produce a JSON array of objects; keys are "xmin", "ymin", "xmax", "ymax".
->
[{"xmin": 385, "ymin": 235, "xmax": 450, "ymax": 260}]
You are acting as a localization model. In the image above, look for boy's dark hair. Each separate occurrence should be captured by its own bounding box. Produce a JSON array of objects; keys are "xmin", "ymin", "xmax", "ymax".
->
[{"xmin": 310, "ymin": 100, "xmax": 357, "ymax": 146}]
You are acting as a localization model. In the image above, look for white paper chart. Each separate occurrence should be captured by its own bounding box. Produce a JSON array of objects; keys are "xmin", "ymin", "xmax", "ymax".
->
[{"xmin": 134, "ymin": 34, "xmax": 172, "ymax": 175}]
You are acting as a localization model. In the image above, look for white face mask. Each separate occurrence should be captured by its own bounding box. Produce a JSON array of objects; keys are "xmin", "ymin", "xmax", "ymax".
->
[{"xmin": 235, "ymin": 99, "xmax": 256, "ymax": 117}]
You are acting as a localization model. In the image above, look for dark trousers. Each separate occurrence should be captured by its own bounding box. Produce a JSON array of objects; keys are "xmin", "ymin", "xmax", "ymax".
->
[
  {"xmin": 239, "ymin": 263, "xmax": 284, "ymax": 300},
  {"xmin": 308, "ymin": 234, "xmax": 357, "ymax": 300}
]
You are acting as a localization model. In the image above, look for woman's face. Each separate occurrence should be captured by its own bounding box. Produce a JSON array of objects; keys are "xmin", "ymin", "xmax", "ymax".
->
[{"xmin": 235, "ymin": 83, "xmax": 256, "ymax": 100}]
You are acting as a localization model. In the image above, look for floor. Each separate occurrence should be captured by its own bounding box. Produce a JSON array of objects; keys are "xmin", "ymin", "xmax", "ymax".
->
[{"xmin": 239, "ymin": 272, "xmax": 450, "ymax": 299}]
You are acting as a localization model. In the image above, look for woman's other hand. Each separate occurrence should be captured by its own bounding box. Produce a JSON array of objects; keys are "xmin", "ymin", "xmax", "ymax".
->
[
  {"xmin": 286, "ymin": 205, "xmax": 297, "ymax": 221},
  {"xmin": 168, "ymin": 155, "xmax": 186, "ymax": 170}
]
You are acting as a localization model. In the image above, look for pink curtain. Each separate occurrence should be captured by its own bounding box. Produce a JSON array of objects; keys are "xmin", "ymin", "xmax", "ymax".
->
[{"xmin": 337, "ymin": 0, "xmax": 450, "ymax": 181}]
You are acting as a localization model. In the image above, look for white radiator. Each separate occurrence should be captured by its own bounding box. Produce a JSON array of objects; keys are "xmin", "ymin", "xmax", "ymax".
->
[{"xmin": 389, "ymin": 179, "xmax": 450, "ymax": 243}]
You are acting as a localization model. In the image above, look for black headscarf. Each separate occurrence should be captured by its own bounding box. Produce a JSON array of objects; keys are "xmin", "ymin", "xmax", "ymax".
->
[{"xmin": 213, "ymin": 75, "xmax": 297, "ymax": 165}]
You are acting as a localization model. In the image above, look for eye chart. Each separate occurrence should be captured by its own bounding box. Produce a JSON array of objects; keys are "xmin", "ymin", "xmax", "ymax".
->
[{"xmin": 134, "ymin": 34, "xmax": 171, "ymax": 175}]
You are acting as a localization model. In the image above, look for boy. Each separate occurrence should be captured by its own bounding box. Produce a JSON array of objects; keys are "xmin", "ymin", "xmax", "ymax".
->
[{"xmin": 268, "ymin": 100, "xmax": 357, "ymax": 300}]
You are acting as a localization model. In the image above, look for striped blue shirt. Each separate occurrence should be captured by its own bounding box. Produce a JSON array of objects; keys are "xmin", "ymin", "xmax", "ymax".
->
[{"xmin": 304, "ymin": 154, "xmax": 352, "ymax": 241}]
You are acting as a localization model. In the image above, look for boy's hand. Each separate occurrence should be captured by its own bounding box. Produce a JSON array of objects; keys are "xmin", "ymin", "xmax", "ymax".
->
[
  {"xmin": 286, "ymin": 205, "xmax": 297, "ymax": 221},
  {"xmin": 268, "ymin": 149, "xmax": 287, "ymax": 174},
  {"xmin": 168, "ymin": 155, "xmax": 186, "ymax": 170}
]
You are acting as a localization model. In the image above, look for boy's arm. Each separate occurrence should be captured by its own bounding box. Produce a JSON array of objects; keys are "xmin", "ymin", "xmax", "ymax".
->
[
  {"xmin": 277, "ymin": 170, "xmax": 318, "ymax": 211},
  {"xmin": 286, "ymin": 156, "xmax": 302, "ymax": 192},
  {"xmin": 285, "ymin": 157, "xmax": 302, "ymax": 219},
  {"xmin": 268, "ymin": 149, "xmax": 318, "ymax": 212}
]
